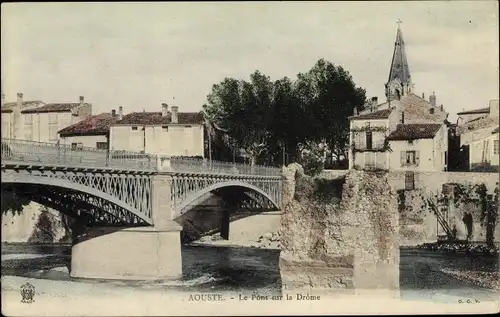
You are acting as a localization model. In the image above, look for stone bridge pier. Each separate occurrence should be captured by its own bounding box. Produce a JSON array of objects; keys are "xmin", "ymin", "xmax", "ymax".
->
[{"xmin": 70, "ymin": 173, "xmax": 183, "ymax": 280}]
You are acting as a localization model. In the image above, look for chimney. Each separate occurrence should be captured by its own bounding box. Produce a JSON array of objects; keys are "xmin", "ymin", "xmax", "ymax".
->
[
  {"xmin": 489, "ymin": 99, "xmax": 499, "ymax": 118},
  {"xmin": 118, "ymin": 106, "xmax": 123, "ymax": 120},
  {"xmin": 111, "ymin": 109, "xmax": 116, "ymax": 117},
  {"xmin": 422, "ymin": 93, "xmax": 425, "ymax": 99},
  {"xmin": 401, "ymin": 111, "xmax": 405, "ymax": 124},
  {"xmin": 13, "ymin": 93, "xmax": 23, "ymax": 139},
  {"xmin": 353, "ymin": 107, "xmax": 358, "ymax": 116},
  {"xmin": 171, "ymin": 106, "xmax": 179, "ymax": 124},
  {"xmin": 429, "ymin": 91, "xmax": 436, "ymax": 107},
  {"xmin": 79, "ymin": 96, "xmax": 84, "ymax": 107},
  {"xmin": 161, "ymin": 103, "xmax": 168, "ymax": 117},
  {"xmin": 17, "ymin": 92, "xmax": 23, "ymax": 107},
  {"xmin": 440, "ymin": 104, "xmax": 443, "ymax": 111},
  {"xmin": 371, "ymin": 96, "xmax": 378, "ymax": 106}
]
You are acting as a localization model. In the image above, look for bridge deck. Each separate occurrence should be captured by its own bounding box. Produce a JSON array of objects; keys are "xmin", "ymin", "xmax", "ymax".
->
[{"xmin": 1, "ymin": 138, "xmax": 282, "ymax": 177}]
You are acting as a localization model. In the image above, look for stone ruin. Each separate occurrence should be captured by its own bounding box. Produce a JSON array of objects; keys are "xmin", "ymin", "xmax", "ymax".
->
[{"xmin": 279, "ymin": 163, "xmax": 399, "ymax": 296}]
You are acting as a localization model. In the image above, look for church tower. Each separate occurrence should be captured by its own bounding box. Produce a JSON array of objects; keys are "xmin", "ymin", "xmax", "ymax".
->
[{"xmin": 385, "ymin": 22, "xmax": 412, "ymax": 102}]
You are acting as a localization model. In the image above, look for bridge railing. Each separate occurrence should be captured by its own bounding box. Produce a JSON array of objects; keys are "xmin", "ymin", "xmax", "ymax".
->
[
  {"xmin": 1, "ymin": 138, "xmax": 283, "ymax": 176},
  {"xmin": 1, "ymin": 139, "xmax": 157, "ymax": 171},
  {"xmin": 162, "ymin": 156, "xmax": 282, "ymax": 177}
]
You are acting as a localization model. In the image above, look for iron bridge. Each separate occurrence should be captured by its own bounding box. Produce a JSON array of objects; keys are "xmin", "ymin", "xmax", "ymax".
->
[{"xmin": 1, "ymin": 139, "xmax": 283, "ymax": 226}]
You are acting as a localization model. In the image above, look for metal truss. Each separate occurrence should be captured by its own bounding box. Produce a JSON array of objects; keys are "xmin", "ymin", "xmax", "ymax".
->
[
  {"xmin": 42, "ymin": 170, "xmax": 152, "ymax": 221},
  {"xmin": 171, "ymin": 174, "xmax": 283, "ymax": 213},
  {"xmin": 2, "ymin": 168, "xmax": 153, "ymax": 225},
  {"xmin": 13, "ymin": 184, "xmax": 147, "ymax": 226}
]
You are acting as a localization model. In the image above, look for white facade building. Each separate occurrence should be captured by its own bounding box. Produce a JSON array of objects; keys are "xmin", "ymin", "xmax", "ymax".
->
[
  {"xmin": 109, "ymin": 103, "xmax": 205, "ymax": 157},
  {"xmin": 457, "ymin": 99, "xmax": 499, "ymax": 172},
  {"xmin": 1, "ymin": 93, "xmax": 92, "ymax": 143}
]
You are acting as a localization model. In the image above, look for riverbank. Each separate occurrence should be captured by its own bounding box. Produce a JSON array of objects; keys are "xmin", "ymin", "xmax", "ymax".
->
[
  {"xmin": 188, "ymin": 232, "xmax": 280, "ymax": 250},
  {"xmin": 440, "ymin": 269, "xmax": 500, "ymax": 291}
]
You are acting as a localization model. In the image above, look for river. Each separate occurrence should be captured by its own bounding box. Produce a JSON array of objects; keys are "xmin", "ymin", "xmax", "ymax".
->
[{"xmin": 1, "ymin": 244, "xmax": 499, "ymax": 302}]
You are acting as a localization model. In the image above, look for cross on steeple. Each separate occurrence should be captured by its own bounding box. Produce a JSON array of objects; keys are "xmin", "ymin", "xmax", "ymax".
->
[{"xmin": 385, "ymin": 22, "xmax": 412, "ymax": 101}]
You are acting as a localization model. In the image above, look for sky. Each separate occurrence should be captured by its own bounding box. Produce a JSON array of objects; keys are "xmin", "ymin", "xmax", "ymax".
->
[{"xmin": 1, "ymin": 1, "xmax": 498, "ymax": 121}]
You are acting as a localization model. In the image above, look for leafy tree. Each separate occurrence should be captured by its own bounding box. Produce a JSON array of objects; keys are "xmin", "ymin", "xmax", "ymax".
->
[
  {"xmin": 295, "ymin": 59, "xmax": 366, "ymax": 161},
  {"xmin": 204, "ymin": 71, "xmax": 274, "ymax": 165},
  {"xmin": 1, "ymin": 189, "xmax": 31, "ymax": 216},
  {"xmin": 203, "ymin": 59, "xmax": 366, "ymax": 167},
  {"xmin": 268, "ymin": 77, "xmax": 307, "ymax": 165}
]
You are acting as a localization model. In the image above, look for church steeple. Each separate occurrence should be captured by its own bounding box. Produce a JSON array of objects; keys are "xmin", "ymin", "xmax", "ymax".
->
[{"xmin": 385, "ymin": 21, "xmax": 412, "ymax": 102}]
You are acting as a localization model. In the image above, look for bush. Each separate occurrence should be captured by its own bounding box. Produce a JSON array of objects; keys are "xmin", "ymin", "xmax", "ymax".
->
[{"xmin": 300, "ymin": 141, "xmax": 327, "ymax": 176}]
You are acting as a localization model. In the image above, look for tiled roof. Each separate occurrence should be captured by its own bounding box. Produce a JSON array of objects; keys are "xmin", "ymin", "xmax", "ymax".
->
[
  {"xmin": 349, "ymin": 109, "xmax": 392, "ymax": 120},
  {"xmin": 114, "ymin": 111, "xmax": 204, "ymax": 125},
  {"xmin": 58, "ymin": 113, "xmax": 119, "ymax": 136},
  {"xmin": 1, "ymin": 101, "xmax": 44, "ymax": 113},
  {"xmin": 22, "ymin": 103, "xmax": 89, "ymax": 114},
  {"xmin": 457, "ymin": 107, "xmax": 490, "ymax": 115},
  {"xmin": 387, "ymin": 123, "xmax": 443, "ymax": 141}
]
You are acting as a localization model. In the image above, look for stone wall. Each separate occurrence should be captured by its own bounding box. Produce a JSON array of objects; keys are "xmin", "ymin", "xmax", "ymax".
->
[
  {"xmin": 387, "ymin": 171, "xmax": 498, "ymax": 193},
  {"xmin": 2, "ymin": 203, "xmax": 70, "ymax": 244},
  {"xmin": 279, "ymin": 164, "xmax": 399, "ymax": 295},
  {"xmin": 397, "ymin": 190, "xmax": 438, "ymax": 246}
]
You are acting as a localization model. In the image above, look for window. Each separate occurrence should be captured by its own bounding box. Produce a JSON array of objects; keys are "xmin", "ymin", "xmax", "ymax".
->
[
  {"xmin": 71, "ymin": 143, "xmax": 83, "ymax": 150},
  {"xmin": 49, "ymin": 125, "xmax": 58, "ymax": 141},
  {"xmin": 162, "ymin": 126, "xmax": 169, "ymax": 132},
  {"xmin": 406, "ymin": 151, "xmax": 416, "ymax": 164},
  {"xmin": 401, "ymin": 150, "xmax": 419, "ymax": 166},
  {"xmin": 365, "ymin": 131, "xmax": 373, "ymax": 150},
  {"xmin": 494, "ymin": 140, "xmax": 499, "ymax": 155},
  {"xmin": 24, "ymin": 114, "xmax": 33, "ymax": 125},
  {"xmin": 444, "ymin": 151, "xmax": 448, "ymax": 165},
  {"xmin": 24, "ymin": 126, "xmax": 33, "ymax": 141},
  {"xmin": 405, "ymin": 171, "xmax": 415, "ymax": 190},
  {"xmin": 49, "ymin": 114, "xmax": 58, "ymax": 124},
  {"xmin": 132, "ymin": 126, "xmax": 138, "ymax": 131},
  {"xmin": 430, "ymin": 108, "xmax": 435, "ymax": 114},
  {"xmin": 184, "ymin": 125, "xmax": 192, "ymax": 128},
  {"xmin": 96, "ymin": 142, "xmax": 108, "ymax": 150}
]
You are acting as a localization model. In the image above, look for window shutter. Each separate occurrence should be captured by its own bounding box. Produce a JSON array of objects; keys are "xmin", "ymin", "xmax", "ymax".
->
[
  {"xmin": 415, "ymin": 150, "xmax": 420, "ymax": 165},
  {"xmin": 400, "ymin": 151, "xmax": 405, "ymax": 166}
]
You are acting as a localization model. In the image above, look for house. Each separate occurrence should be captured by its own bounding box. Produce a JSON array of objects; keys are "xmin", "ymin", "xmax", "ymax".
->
[
  {"xmin": 58, "ymin": 107, "xmax": 122, "ymax": 149},
  {"xmin": 1, "ymin": 93, "xmax": 92, "ymax": 143},
  {"xmin": 456, "ymin": 99, "xmax": 499, "ymax": 172},
  {"xmin": 386, "ymin": 123, "xmax": 448, "ymax": 171},
  {"xmin": 456, "ymin": 107, "xmax": 490, "ymax": 126},
  {"xmin": 109, "ymin": 103, "xmax": 205, "ymax": 157},
  {"xmin": 348, "ymin": 24, "xmax": 448, "ymax": 172},
  {"xmin": 1, "ymin": 93, "xmax": 45, "ymax": 139}
]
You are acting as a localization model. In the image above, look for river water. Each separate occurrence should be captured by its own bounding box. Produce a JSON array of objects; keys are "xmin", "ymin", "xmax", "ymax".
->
[{"xmin": 1, "ymin": 244, "xmax": 499, "ymax": 302}]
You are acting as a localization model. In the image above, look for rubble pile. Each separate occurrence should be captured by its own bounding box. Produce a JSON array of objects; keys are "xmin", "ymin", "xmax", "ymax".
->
[{"xmin": 417, "ymin": 242, "xmax": 499, "ymax": 255}]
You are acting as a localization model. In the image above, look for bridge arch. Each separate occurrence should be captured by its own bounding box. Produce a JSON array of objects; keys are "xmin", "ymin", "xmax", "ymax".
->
[
  {"xmin": 174, "ymin": 180, "xmax": 280, "ymax": 218},
  {"xmin": 1, "ymin": 172, "xmax": 151, "ymax": 224}
]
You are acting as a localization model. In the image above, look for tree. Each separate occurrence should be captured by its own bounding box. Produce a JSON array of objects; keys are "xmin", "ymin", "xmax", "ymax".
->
[
  {"xmin": 295, "ymin": 59, "xmax": 366, "ymax": 161},
  {"xmin": 204, "ymin": 71, "xmax": 274, "ymax": 165},
  {"xmin": 268, "ymin": 77, "xmax": 307, "ymax": 165},
  {"xmin": 1, "ymin": 189, "xmax": 31, "ymax": 216},
  {"xmin": 203, "ymin": 59, "xmax": 366, "ymax": 167}
]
